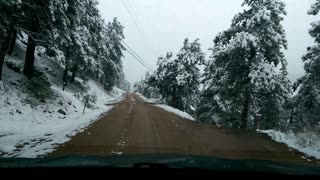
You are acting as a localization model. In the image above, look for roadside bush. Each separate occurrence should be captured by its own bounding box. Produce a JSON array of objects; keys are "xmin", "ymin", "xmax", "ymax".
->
[
  {"xmin": 6, "ymin": 61, "xmax": 22, "ymax": 73},
  {"xmin": 83, "ymin": 93, "xmax": 97, "ymax": 109},
  {"xmin": 25, "ymin": 72, "xmax": 52, "ymax": 102},
  {"xmin": 74, "ymin": 92, "xmax": 97, "ymax": 110}
]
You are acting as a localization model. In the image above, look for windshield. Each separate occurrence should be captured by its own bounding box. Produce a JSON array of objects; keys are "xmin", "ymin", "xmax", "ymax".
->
[{"xmin": 0, "ymin": 0, "xmax": 320, "ymax": 174}]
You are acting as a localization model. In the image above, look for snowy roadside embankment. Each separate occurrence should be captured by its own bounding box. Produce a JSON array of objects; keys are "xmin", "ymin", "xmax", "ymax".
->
[
  {"xmin": 155, "ymin": 105, "xmax": 195, "ymax": 121},
  {"xmin": 136, "ymin": 93, "xmax": 156, "ymax": 103},
  {"xmin": 258, "ymin": 130, "xmax": 320, "ymax": 159},
  {"xmin": 0, "ymin": 80, "xmax": 124, "ymax": 158},
  {"xmin": 136, "ymin": 93, "xmax": 194, "ymax": 121}
]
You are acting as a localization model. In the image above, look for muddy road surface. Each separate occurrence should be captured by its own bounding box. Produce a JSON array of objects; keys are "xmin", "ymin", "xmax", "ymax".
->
[{"xmin": 50, "ymin": 94, "xmax": 318, "ymax": 166}]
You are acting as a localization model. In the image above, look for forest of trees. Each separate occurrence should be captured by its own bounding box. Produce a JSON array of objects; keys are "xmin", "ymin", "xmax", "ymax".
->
[
  {"xmin": 1, "ymin": 0, "xmax": 320, "ymax": 132},
  {"xmin": 0, "ymin": 0, "xmax": 128, "ymax": 91},
  {"xmin": 135, "ymin": 0, "xmax": 320, "ymax": 132}
]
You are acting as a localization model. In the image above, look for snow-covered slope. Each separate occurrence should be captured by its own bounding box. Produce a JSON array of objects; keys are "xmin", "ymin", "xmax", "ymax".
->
[
  {"xmin": 258, "ymin": 130, "xmax": 320, "ymax": 160},
  {"xmin": 0, "ymin": 41, "xmax": 125, "ymax": 158}
]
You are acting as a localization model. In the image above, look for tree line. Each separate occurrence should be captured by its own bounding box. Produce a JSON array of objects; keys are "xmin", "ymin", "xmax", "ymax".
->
[
  {"xmin": 0, "ymin": 0, "xmax": 127, "ymax": 91},
  {"xmin": 135, "ymin": 0, "xmax": 320, "ymax": 132}
]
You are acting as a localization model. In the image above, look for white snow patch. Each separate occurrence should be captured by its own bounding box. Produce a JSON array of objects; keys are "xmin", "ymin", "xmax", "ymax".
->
[
  {"xmin": 258, "ymin": 130, "xmax": 320, "ymax": 159},
  {"xmin": 136, "ymin": 93, "xmax": 156, "ymax": 103},
  {"xmin": 155, "ymin": 104, "xmax": 195, "ymax": 121},
  {"xmin": 136, "ymin": 93, "xmax": 194, "ymax": 121}
]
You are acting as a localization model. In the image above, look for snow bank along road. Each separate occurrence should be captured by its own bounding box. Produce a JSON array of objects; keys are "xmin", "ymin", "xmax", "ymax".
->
[{"xmin": 50, "ymin": 94, "xmax": 319, "ymax": 166}]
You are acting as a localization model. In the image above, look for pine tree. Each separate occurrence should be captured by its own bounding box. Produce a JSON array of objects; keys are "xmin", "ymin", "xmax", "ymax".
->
[
  {"xmin": 198, "ymin": 0, "xmax": 290, "ymax": 129},
  {"xmin": 0, "ymin": 0, "xmax": 21, "ymax": 80},
  {"xmin": 133, "ymin": 72, "xmax": 160, "ymax": 99},
  {"xmin": 291, "ymin": 0, "xmax": 320, "ymax": 130},
  {"xmin": 46, "ymin": 0, "xmax": 125, "ymax": 91},
  {"xmin": 148, "ymin": 38, "xmax": 204, "ymax": 114},
  {"xmin": 21, "ymin": 0, "xmax": 51, "ymax": 78},
  {"xmin": 0, "ymin": 0, "xmax": 126, "ymax": 93},
  {"xmin": 100, "ymin": 18, "xmax": 125, "ymax": 90},
  {"xmin": 174, "ymin": 38, "xmax": 205, "ymax": 113},
  {"xmin": 0, "ymin": 0, "xmax": 49, "ymax": 79}
]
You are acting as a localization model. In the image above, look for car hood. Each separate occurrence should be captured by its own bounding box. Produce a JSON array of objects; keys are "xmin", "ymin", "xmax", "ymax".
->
[{"xmin": 0, "ymin": 154, "xmax": 319, "ymax": 175}]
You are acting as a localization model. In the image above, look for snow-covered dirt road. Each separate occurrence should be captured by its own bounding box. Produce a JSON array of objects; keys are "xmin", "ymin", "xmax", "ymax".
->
[{"xmin": 50, "ymin": 94, "xmax": 319, "ymax": 166}]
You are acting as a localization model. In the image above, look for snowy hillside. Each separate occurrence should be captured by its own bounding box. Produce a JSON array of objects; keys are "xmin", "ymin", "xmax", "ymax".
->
[{"xmin": 0, "ymin": 40, "xmax": 125, "ymax": 158}]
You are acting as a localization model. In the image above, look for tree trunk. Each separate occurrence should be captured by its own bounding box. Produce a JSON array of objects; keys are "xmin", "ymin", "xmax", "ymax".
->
[
  {"xmin": 266, "ymin": 113, "xmax": 270, "ymax": 130},
  {"xmin": 96, "ymin": 71, "xmax": 99, "ymax": 81},
  {"xmin": 0, "ymin": 7, "xmax": 17, "ymax": 80},
  {"xmin": 254, "ymin": 115, "xmax": 261, "ymax": 130},
  {"xmin": 289, "ymin": 110, "xmax": 295, "ymax": 125},
  {"xmin": 23, "ymin": 10, "xmax": 39, "ymax": 79},
  {"xmin": 63, "ymin": 46, "xmax": 71, "ymax": 91},
  {"xmin": 7, "ymin": 27, "xmax": 17, "ymax": 56},
  {"xmin": 0, "ymin": 27, "xmax": 14, "ymax": 80},
  {"xmin": 171, "ymin": 88, "xmax": 177, "ymax": 108},
  {"xmin": 240, "ymin": 49, "xmax": 255, "ymax": 129},
  {"xmin": 63, "ymin": 67, "xmax": 68, "ymax": 91},
  {"xmin": 23, "ymin": 36, "xmax": 36, "ymax": 78},
  {"xmin": 70, "ymin": 64, "xmax": 77, "ymax": 83},
  {"xmin": 0, "ymin": 51, "xmax": 6, "ymax": 81},
  {"xmin": 240, "ymin": 92, "xmax": 251, "ymax": 129}
]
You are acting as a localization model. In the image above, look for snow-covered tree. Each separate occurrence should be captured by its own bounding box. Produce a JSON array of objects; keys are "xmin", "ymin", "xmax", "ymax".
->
[
  {"xmin": 0, "ymin": 0, "xmax": 126, "ymax": 93},
  {"xmin": 133, "ymin": 72, "xmax": 160, "ymax": 99},
  {"xmin": 174, "ymin": 38, "xmax": 205, "ymax": 113},
  {"xmin": 148, "ymin": 38, "xmax": 204, "ymax": 114},
  {"xmin": 198, "ymin": 0, "xmax": 291, "ymax": 129},
  {"xmin": 48, "ymin": 0, "xmax": 86, "ymax": 77},
  {"xmin": 290, "ymin": 0, "xmax": 320, "ymax": 130},
  {"xmin": 115, "ymin": 67, "xmax": 131, "ymax": 92},
  {"xmin": 46, "ymin": 1, "xmax": 125, "ymax": 91},
  {"xmin": 101, "ymin": 18, "xmax": 125, "ymax": 90}
]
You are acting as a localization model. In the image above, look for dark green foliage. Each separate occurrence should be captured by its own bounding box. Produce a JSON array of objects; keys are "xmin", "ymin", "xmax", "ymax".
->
[
  {"xmin": 288, "ymin": 0, "xmax": 320, "ymax": 131},
  {"xmin": 25, "ymin": 71, "xmax": 52, "ymax": 102},
  {"xmin": 0, "ymin": 0, "xmax": 127, "ymax": 98}
]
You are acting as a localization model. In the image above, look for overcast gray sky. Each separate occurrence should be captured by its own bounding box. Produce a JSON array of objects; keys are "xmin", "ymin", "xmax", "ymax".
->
[{"xmin": 98, "ymin": 0, "xmax": 318, "ymax": 85}]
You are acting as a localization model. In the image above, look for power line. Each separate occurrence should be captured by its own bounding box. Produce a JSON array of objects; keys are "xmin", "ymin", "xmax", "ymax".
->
[
  {"xmin": 72, "ymin": 0, "xmax": 153, "ymax": 71},
  {"xmin": 124, "ymin": 0, "xmax": 140, "ymax": 27},
  {"xmin": 121, "ymin": 41, "xmax": 154, "ymax": 71},
  {"xmin": 121, "ymin": 0, "xmax": 157, "ymax": 55},
  {"xmin": 121, "ymin": 0, "xmax": 143, "ymax": 33},
  {"xmin": 124, "ymin": 0, "xmax": 155, "ymax": 50},
  {"xmin": 121, "ymin": 40, "xmax": 154, "ymax": 70},
  {"xmin": 123, "ymin": 43, "xmax": 153, "ymax": 71}
]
